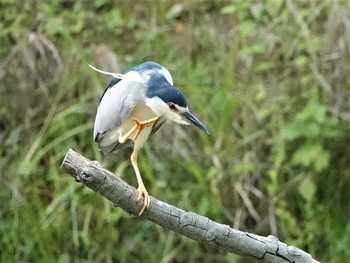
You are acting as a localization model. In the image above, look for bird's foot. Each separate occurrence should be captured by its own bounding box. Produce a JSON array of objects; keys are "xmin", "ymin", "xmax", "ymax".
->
[
  {"xmin": 136, "ymin": 185, "xmax": 151, "ymax": 216},
  {"xmin": 132, "ymin": 117, "xmax": 159, "ymax": 141}
]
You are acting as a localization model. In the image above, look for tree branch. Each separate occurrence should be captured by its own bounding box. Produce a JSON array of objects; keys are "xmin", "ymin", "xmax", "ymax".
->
[{"xmin": 61, "ymin": 149, "xmax": 320, "ymax": 263}]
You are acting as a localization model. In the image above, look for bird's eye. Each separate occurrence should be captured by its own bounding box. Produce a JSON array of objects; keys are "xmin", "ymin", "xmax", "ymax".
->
[{"xmin": 168, "ymin": 103, "xmax": 177, "ymax": 111}]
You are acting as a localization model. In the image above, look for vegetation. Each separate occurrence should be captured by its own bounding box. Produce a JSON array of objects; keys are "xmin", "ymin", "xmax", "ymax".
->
[{"xmin": 1, "ymin": 0, "xmax": 349, "ymax": 262}]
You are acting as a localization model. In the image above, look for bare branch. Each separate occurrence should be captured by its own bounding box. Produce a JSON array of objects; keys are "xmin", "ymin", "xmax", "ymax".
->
[{"xmin": 61, "ymin": 149, "xmax": 320, "ymax": 263}]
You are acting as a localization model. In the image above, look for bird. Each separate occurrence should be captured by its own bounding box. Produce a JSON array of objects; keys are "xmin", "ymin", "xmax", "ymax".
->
[{"xmin": 90, "ymin": 61, "xmax": 210, "ymax": 215}]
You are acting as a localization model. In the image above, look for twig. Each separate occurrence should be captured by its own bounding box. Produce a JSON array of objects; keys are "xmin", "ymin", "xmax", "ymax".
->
[{"xmin": 61, "ymin": 149, "xmax": 320, "ymax": 263}]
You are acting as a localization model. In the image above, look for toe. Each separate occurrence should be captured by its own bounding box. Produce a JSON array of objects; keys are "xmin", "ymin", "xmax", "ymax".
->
[{"xmin": 136, "ymin": 187, "xmax": 150, "ymax": 216}]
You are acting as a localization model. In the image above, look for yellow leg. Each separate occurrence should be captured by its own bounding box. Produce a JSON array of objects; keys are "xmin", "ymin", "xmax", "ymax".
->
[
  {"xmin": 119, "ymin": 124, "xmax": 138, "ymax": 144},
  {"xmin": 119, "ymin": 117, "xmax": 159, "ymax": 144},
  {"xmin": 131, "ymin": 150, "xmax": 150, "ymax": 216}
]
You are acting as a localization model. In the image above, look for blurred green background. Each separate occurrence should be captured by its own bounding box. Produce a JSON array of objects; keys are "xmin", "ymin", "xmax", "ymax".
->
[{"xmin": 1, "ymin": 0, "xmax": 350, "ymax": 262}]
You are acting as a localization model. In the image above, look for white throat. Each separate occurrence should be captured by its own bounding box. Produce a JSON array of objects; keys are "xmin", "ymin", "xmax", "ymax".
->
[{"xmin": 145, "ymin": 97, "xmax": 189, "ymax": 125}]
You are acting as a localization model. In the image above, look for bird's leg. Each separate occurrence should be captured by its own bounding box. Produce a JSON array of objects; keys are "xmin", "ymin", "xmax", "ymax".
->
[
  {"xmin": 131, "ymin": 150, "xmax": 150, "ymax": 216},
  {"xmin": 119, "ymin": 117, "xmax": 159, "ymax": 144},
  {"xmin": 119, "ymin": 125, "xmax": 138, "ymax": 144}
]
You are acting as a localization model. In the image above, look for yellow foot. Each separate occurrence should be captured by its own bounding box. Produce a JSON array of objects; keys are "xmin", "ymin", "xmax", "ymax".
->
[
  {"xmin": 132, "ymin": 117, "xmax": 159, "ymax": 142},
  {"xmin": 137, "ymin": 185, "xmax": 151, "ymax": 216}
]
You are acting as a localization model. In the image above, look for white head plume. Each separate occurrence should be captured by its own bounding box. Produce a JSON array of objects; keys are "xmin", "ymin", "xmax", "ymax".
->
[{"xmin": 89, "ymin": 64, "xmax": 124, "ymax": 79}]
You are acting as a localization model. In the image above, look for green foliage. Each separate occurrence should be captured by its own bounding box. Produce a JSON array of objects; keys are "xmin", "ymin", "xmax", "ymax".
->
[
  {"xmin": 281, "ymin": 92, "xmax": 339, "ymax": 172},
  {"xmin": 1, "ymin": 0, "xmax": 350, "ymax": 262}
]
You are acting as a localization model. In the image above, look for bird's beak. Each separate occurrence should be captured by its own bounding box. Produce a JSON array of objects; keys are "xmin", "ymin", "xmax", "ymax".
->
[{"xmin": 181, "ymin": 111, "xmax": 210, "ymax": 135}]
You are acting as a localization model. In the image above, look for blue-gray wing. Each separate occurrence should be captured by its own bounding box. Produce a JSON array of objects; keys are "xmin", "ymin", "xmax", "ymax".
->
[
  {"xmin": 150, "ymin": 117, "xmax": 166, "ymax": 135},
  {"xmin": 93, "ymin": 78, "xmax": 144, "ymax": 153}
]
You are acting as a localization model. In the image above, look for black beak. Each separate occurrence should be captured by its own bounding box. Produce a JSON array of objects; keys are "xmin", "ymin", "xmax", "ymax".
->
[{"xmin": 181, "ymin": 111, "xmax": 210, "ymax": 135}]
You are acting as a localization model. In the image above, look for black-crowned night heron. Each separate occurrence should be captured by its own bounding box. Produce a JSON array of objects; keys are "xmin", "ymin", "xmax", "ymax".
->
[{"xmin": 90, "ymin": 61, "xmax": 210, "ymax": 215}]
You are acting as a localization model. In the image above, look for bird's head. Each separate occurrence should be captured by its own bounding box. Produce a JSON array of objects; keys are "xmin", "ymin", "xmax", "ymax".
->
[{"xmin": 140, "ymin": 62, "xmax": 210, "ymax": 135}]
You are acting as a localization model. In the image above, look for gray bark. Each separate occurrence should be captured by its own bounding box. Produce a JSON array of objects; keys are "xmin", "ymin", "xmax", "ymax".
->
[{"xmin": 61, "ymin": 149, "xmax": 320, "ymax": 263}]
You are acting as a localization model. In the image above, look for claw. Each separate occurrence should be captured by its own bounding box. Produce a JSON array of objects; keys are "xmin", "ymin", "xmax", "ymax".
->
[
  {"xmin": 132, "ymin": 117, "xmax": 158, "ymax": 142},
  {"xmin": 119, "ymin": 117, "xmax": 159, "ymax": 144},
  {"xmin": 137, "ymin": 185, "xmax": 151, "ymax": 216}
]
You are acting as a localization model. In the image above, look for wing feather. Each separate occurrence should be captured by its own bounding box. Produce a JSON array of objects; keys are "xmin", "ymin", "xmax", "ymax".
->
[
  {"xmin": 150, "ymin": 117, "xmax": 166, "ymax": 135},
  {"xmin": 93, "ymin": 77, "xmax": 145, "ymax": 150}
]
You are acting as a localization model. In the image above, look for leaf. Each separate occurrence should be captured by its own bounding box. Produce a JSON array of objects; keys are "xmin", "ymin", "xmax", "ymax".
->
[
  {"xmin": 242, "ymin": 43, "xmax": 266, "ymax": 55},
  {"xmin": 295, "ymin": 99, "xmax": 326, "ymax": 123},
  {"xmin": 292, "ymin": 142, "xmax": 330, "ymax": 171},
  {"xmin": 295, "ymin": 55, "xmax": 308, "ymax": 67},
  {"xmin": 221, "ymin": 5, "xmax": 236, "ymax": 14},
  {"xmin": 298, "ymin": 177, "xmax": 316, "ymax": 202},
  {"xmin": 281, "ymin": 121, "xmax": 320, "ymax": 140},
  {"xmin": 313, "ymin": 150, "xmax": 330, "ymax": 172},
  {"xmin": 292, "ymin": 142, "xmax": 320, "ymax": 167},
  {"xmin": 255, "ymin": 61, "xmax": 274, "ymax": 72},
  {"xmin": 281, "ymin": 121, "xmax": 305, "ymax": 140}
]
